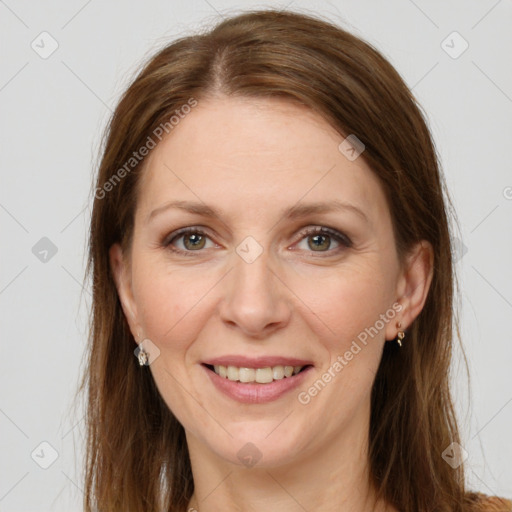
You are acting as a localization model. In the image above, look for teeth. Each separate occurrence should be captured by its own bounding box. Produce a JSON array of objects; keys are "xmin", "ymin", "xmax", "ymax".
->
[
  {"xmin": 273, "ymin": 366, "xmax": 284, "ymax": 380},
  {"xmin": 227, "ymin": 366, "xmax": 239, "ymax": 380},
  {"xmin": 255, "ymin": 367, "xmax": 273, "ymax": 383},
  {"xmin": 212, "ymin": 364, "xmax": 305, "ymax": 383},
  {"xmin": 284, "ymin": 366, "xmax": 294, "ymax": 378},
  {"xmin": 239, "ymin": 367, "xmax": 255, "ymax": 382}
]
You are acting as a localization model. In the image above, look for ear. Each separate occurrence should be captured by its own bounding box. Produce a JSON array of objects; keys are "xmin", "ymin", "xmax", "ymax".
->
[
  {"xmin": 109, "ymin": 242, "xmax": 141, "ymax": 340},
  {"xmin": 385, "ymin": 240, "xmax": 434, "ymax": 340}
]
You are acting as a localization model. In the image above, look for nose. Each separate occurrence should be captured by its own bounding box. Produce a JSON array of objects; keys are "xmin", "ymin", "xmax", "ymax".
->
[{"xmin": 218, "ymin": 246, "xmax": 291, "ymax": 339}]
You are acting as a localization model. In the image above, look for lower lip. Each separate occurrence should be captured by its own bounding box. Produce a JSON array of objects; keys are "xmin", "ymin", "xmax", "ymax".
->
[{"xmin": 203, "ymin": 364, "xmax": 313, "ymax": 404}]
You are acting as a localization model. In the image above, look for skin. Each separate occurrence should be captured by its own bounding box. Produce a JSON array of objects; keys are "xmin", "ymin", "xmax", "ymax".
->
[{"xmin": 110, "ymin": 96, "xmax": 433, "ymax": 512}]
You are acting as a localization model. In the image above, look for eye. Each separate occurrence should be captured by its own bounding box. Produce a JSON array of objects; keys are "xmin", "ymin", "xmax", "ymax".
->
[
  {"xmin": 294, "ymin": 226, "xmax": 352, "ymax": 254},
  {"xmin": 164, "ymin": 227, "xmax": 216, "ymax": 256}
]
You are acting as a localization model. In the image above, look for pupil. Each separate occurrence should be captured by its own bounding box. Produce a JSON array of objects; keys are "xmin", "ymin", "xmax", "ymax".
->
[
  {"xmin": 186, "ymin": 234, "xmax": 204, "ymax": 249},
  {"xmin": 309, "ymin": 234, "xmax": 329, "ymax": 251}
]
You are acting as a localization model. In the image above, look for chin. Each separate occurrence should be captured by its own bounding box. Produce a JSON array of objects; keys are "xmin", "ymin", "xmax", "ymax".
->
[{"xmin": 202, "ymin": 425, "xmax": 310, "ymax": 469}]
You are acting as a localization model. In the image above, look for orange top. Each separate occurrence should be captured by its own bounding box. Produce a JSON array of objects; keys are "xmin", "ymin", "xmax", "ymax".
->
[{"xmin": 469, "ymin": 492, "xmax": 512, "ymax": 511}]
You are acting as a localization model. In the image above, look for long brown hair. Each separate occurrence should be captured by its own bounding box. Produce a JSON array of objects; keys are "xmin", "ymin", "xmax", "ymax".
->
[{"xmin": 78, "ymin": 8, "xmax": 511, "ymax": 512}]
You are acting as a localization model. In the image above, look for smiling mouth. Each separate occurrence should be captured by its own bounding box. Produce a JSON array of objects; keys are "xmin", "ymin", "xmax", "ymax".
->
[{"xmin": 203, "ymin": 364, "xmax": 312, "ymax": 384}]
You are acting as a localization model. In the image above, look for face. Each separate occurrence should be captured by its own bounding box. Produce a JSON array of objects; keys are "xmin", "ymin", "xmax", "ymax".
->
[{"xmin": 110, "ymin": 96, "xmax": 431, "ymax": 469}]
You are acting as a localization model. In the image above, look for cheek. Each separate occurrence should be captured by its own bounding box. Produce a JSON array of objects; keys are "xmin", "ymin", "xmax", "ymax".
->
[
  {"xmin": 289, "ymin": 274, "xmax": 387, "ymax": 423},
  {"xmin": 290, "ymin": 262, "xmax": 394, "ymax": 403},
  {"xmin": 132, "ymin": 266, "xmax": 218, "ymax": 424},
  {"xmin": 132, "ymin": 263, "xmax": 220, "ymax": 359},
  {"xmin": 291, "ymin": 260, "xmax": 393, "ymax": 348}
]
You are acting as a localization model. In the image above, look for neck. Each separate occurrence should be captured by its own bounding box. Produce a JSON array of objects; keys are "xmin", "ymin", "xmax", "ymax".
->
[{"xmin": 184, "ymin": 401, "xmax": 394, "ymax": 512}]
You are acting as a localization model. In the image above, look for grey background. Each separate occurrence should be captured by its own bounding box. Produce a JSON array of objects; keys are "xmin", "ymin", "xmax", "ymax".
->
[{"xmin": 1, "ymin": 0, "xmax": 511, "ymax": 510}]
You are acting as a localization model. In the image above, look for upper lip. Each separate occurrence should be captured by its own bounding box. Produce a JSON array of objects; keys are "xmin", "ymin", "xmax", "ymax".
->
[{"xmin": 202, "ymin": 355, "xmax": 314, "ymax": 368}]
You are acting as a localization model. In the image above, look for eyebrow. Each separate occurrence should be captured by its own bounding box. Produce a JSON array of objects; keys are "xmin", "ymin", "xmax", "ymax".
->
[{"xmin": 146, "ymin": 199, "xmax": 370, "ymax": 225}]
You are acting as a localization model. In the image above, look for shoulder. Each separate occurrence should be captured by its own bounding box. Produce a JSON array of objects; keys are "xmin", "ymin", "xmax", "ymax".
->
[{"xmin": 465, "ymin": 492, "xmax": 512, "ymax": 512}]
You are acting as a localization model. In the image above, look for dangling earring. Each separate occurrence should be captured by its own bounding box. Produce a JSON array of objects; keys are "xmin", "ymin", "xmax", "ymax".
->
[
  {"xmin": 396, "ymin": 322, "xmax": 405, "ymax": 347},
  {"xmin": 137, "ymin": 346, "xmax": 149, "ymax": 366},
  {"xmin": 135, "ymin": 332, "xmax": 149, "ymax": 366}
]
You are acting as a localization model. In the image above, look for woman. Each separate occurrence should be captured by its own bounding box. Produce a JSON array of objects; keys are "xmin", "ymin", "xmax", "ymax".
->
[{"xmin": 80, "ymin": 8, "xmax": 511, "ymax": 512}]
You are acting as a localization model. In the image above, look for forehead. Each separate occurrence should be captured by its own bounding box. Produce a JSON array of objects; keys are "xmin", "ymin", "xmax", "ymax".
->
[{"xmin": 136, "ymin": 96, "xmax": 389, "ymax": 227}]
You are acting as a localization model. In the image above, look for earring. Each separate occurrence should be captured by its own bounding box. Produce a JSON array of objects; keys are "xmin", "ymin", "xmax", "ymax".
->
[
  {"xmin": 137, "ymin": 346, "xmax": 149, "ymax": 366},
  {"xmin": 396, "ymin": 322, "xmax": 405, "ymax": 347},
  {"xmin": 136, "ymin": 333, "xmax": 149, "ymax": 366}
]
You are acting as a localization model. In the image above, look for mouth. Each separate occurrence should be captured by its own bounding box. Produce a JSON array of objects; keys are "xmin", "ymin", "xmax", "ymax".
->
[
  {"xmin": 202, "ymin": 361, "xmax": 314, "ymax": 403},
  {"xmin": 202, "ymin": 363, "xmax": 313, "ymax": 384},
  {"xmin": 201, "ymin": 355, "xmax": 315, "ymax": 403}
]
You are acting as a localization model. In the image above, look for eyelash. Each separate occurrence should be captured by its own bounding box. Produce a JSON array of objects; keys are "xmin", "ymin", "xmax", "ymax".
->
[{"xmin": 162, "ymin": 226, "xmax": 352, "ymax": 257}]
